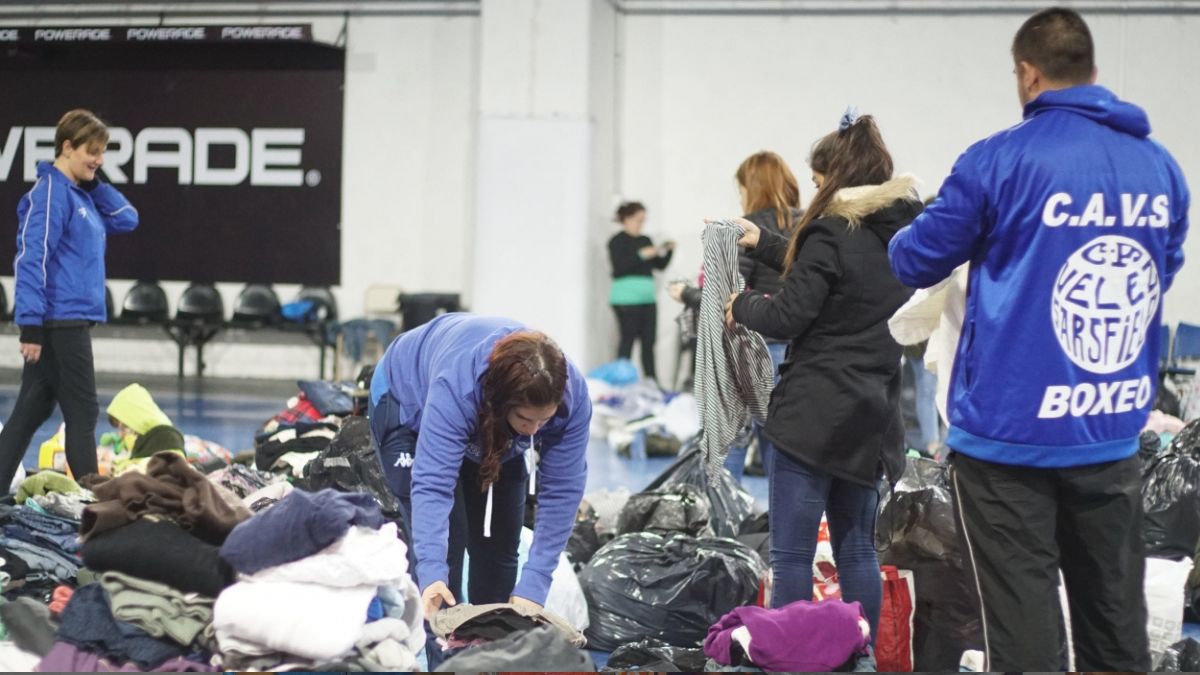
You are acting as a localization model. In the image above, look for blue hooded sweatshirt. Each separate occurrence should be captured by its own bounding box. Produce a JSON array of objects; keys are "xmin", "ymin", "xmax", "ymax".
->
[
  {"xmin": 889, "ymin": 85, "xmax": 1189, "ymax": 468},
  {"xmin": 370, "ymin": 313, "xmax": 591, "ymax": 604},
  {"xmin": 14, "ymin": 162, "xmax": 139, "ymax": 340}
]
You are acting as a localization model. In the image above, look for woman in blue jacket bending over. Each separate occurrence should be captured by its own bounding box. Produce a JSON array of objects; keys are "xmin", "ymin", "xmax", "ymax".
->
[
  {"xmin": 0, "ymin": 109, "xmax": 138, "ymax": 492},
  {"xmin": 369, "ymin": 313, "xmax": 590, "ymax": 646}
]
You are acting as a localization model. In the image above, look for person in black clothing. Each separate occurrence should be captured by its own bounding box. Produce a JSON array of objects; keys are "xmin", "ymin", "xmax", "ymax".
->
[
  {"xmin": 726, "ymin": 151, "xmax": 802, "ymax": 480},
  {"xmin": 724, "ymin": 113, "xmax": 920, "ymax": 640},
  {"xmin": 608, "ymin": 201, "xmax": 674, "ymax": 382}
]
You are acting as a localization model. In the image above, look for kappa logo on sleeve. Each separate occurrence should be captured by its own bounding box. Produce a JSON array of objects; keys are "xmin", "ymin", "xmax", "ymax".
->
[{"xmin": 394, "ymin": 452, "xmax": 414, "ymax": 469}]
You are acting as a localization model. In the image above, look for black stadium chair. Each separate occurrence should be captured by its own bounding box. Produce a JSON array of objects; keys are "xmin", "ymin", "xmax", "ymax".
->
[
  {"xmin": 166, "ymin": 283, "xmax": 225, "ymax": 378},
  {"xmin": 0, "ymin": 283, "xmax": 8, "ymax": 321},
  {"xmin": 231, "ymin": 283, "xmax": 281, "ymax": 328},
  {"xmin": 119, "ymin": 281, "xmax": 169, "ymax": 325},
  {"xmin": 175, "ymin": 283, "xmax": 225, "ymax": 324}
]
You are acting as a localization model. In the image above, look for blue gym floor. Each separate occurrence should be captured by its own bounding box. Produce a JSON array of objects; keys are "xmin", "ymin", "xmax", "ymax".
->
[{"xmin": 0, "ymin": 370, "xmax": 769, "ymax": 507}]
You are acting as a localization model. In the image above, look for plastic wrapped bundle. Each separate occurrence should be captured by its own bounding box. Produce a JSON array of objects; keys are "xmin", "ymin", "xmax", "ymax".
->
[
  {"xmin": 604, "ymin": 638, "xmax": 708, "ymax": 672},
  {"xmin": 617, "ymin": 484, "xmax": 713, "ymax": 537},
  {"xmin": 876, "ymin": 456, "xmax": 982, "ymax": 671},
  {"xmin": 301, "ymin": 417, "xmax": 402, "ymax": 520},
  {"xmin": 643, "ymin": 446, "xmax": 756, "ymax": 538},
  {"xmin": 1143, "ymin": 420, "xmax": 1200, "ymax": 558},
  {"xmin": 579, "ymin": 532, "xmax": 765, "ymax": 651},
  {"xmin": 1156, "ymin": 637, "xmax": 1200, "ymax": 671}
]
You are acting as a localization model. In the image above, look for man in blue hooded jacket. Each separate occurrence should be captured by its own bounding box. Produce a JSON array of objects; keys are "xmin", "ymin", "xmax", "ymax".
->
[{"xmin": 889, "ymin": 8, "xmax": 1188, "ymax": 671}]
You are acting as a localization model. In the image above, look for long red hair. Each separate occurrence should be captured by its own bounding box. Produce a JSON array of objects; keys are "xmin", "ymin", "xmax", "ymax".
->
[{"xmin": 477, "ymin": 331, "xmax": 568, "ymax": 489}]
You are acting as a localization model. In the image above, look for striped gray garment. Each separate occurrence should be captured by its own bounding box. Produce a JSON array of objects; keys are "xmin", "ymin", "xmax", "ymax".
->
[{"xmin": 694, "ymin": 221, "xmax": 774, "ymax": 480}]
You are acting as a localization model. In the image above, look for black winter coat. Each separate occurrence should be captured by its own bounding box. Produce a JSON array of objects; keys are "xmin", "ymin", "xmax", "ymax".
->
[
  {"xmin": 737, "ymin": 206, "xmax": 800, "ymax": 298},
  {"xmin": 731, "ymin": 176, "xmax": 921, "ymax": 486}
]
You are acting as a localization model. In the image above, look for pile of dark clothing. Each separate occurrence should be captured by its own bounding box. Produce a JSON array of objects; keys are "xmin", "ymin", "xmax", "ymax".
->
[
  {"xmin": 0, "ymin": 454, "xmax": 244, "ymax": 671},
  {"xmin": 427, "ymin": 603, "xmax": 591, "ymax": 672},
  {"xmin": 253, "ymin": 380, "xmax": 356, "ymax": 480},
  {"xmin": 0, "ymin": 472, "xmax": 95, "ymax": 612},
  {"xmin": 0, "ymin": 449, "xmax": 425, "ymax": 672}
]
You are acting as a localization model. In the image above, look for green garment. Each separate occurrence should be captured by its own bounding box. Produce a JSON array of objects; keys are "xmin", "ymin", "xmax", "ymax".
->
[
  {"xmin": 609, "ymin": 276, "xmax": 657, "ymax": 306},
  {"xmin": 14, "ymin": 471, "xmax": 81, "ymax": 505},
  {"xmin": 107, "ymin": 383, "xmax": 173, "ymax": 435},
  {"xmin": 130, "ymin": 426, "xmax": 186, "ymax": 460},
  {"xmin": 100, "ymin": 571, "xmax": 214, "ymax": 646}
]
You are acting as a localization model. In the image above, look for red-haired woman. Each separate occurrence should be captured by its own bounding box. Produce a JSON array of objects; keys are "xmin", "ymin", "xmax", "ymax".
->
[{"xmin": 368, "ymin": 313, "xmax": 591, "ymax": 662}]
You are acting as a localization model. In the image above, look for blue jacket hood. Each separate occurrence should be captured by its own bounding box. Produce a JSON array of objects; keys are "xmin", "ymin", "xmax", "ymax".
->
[{"xmin": 1025, "ymin": 85, "xmax": 1151, "ymax": 138}]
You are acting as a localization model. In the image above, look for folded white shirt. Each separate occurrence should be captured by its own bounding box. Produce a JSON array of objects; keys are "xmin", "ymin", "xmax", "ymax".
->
[
  {"xmin": 215, "ymin": 581, "xmax": 377, "ymax": 661},
  {"xmin": 242, "ymin": 522, "xmax": 409, "ymax": 587}
]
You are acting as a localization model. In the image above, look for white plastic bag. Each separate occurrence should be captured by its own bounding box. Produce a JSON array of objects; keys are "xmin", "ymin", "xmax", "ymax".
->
[
  {"xmin": 1145, "ymin": 556, "xmax": 1193, "ymax": 665},
  {"xmin": 512, "ymin": 528, "xmax": 589, "ymax": 632}
]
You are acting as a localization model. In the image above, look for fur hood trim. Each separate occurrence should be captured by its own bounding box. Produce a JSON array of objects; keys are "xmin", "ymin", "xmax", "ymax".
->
[{"xmin": 823, "ymin": 174, "xmax": 922, "ymax": 228}]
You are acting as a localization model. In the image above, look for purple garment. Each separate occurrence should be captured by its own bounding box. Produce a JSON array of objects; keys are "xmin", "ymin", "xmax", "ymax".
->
[
  {"xmin": 703, "ymin": 600, "xmax": 870, "ymax": 671},
  {"xmin": 218, "ymin": 488, "xmax": 385, "ymax": 574},
  {"xmin": 36, "ymin": 643, "xmax": 217, "ymax": 672}
]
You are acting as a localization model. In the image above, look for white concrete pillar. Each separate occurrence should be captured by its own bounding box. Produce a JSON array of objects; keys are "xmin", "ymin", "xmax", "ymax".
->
[{"xmin": 470, "ymin": 0, "xmax": 615, "ymax": 368}]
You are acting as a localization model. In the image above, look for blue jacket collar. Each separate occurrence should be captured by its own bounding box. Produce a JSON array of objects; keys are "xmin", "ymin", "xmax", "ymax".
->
[{"xmin": 1024, "ymin": 84, "xmax": 1151, "ymax": 138}]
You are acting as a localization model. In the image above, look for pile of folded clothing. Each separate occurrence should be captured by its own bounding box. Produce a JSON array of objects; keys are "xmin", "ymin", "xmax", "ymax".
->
[
  {"xmin": 214, "ymin": 488, "xmax": 424, "ymax": 671},
  {"xmin": 0, "ymin": 472, "xmax": 94, "ymax": 600},
  {"xmin": 254, "ymin": 381, "xmax": 356, "ymax": 480}
]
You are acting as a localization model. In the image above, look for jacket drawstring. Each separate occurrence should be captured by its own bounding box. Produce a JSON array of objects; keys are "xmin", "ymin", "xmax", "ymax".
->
[
  {"xmin": 484, "ymin": 435, "xmax": 537, "ymax": 539},
  {"xmin": 528, "ymin": 435, "xmax": 537, "ymax": 497},
  {"xmin": 483, "ymin": 483, "xmax": 494, "ymax": 538}
]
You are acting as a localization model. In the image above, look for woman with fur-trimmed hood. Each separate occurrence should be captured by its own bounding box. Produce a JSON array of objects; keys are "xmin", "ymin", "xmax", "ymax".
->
[{"xmin": 724, "ymin": 111, "xmax": 920, "ymax": 640}]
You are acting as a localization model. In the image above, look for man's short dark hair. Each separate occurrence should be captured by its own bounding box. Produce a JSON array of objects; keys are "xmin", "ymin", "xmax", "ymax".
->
[{"xmin": 1012, "ymin": 7, "xmax": 1095, "ymax": 84}]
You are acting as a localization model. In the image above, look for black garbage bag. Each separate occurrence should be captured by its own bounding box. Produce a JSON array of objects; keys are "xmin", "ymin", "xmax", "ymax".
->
[
  {"xmin": 566, "ymin": 502, "xmax": 602, "ymax": 569},
  {"xmin": 644, "ymin": 445, "xmax": 756, "ymax": 538},
  {"xmin": 876, "ymin": 456, "xmax": 982, "ymax": 671},
  {"xmin": 579, "ymin": 532, "xmax": 765, "ymax": 651},
  {"xmin": 1142, "ymin": 430, "xmax": 1165, "ymax": 461},
  {"xmin": 617, "ymin": 483, "xmax": 713, "ymax": 537},
  {"xmin": 301, "ymin": 417, "xmax": 403, "ymax": 520},
  {"xmin": 604, "ymin": 638, "xmax": 708, "ymax": 672},
  {"xmin": 1143, "ymin": 420, "xmax": 1200, "ymax": 558},
  {"xmin": 1157, "ymin": 637, "xmax": 1200, "ymax": 671}
]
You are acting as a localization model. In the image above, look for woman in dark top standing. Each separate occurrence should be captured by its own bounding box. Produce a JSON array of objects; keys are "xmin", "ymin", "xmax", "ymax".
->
[
  {"xmin": 724, "ymin": 151, "xmax": 802, "ymax": 480},
  {"xmin": 608, "ymin": 202, "xmax": 674, "ymax": 383},
  {"xmin": 725, "ymin": 112, "xmax": 920, "ymax": 639}
]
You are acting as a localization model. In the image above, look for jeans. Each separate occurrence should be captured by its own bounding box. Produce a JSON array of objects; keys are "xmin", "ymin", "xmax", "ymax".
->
[
  {"xmin": 724, "ymin": 341, "xmax": 788, "ymax": 482},
  {"xmin": 369, "ymin": 393, "xmax": 528, "ymax": 669},
  {"xmin": 0, "ymin": 325, "xmax": 99, "ymax": 491},
  {"xmin": 769, "ymin": 450, "xmax": 882, "ymax": 640},
  {"xmin": 905, "ymin": 354, "xmax": 941, "ymax": 450}
]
